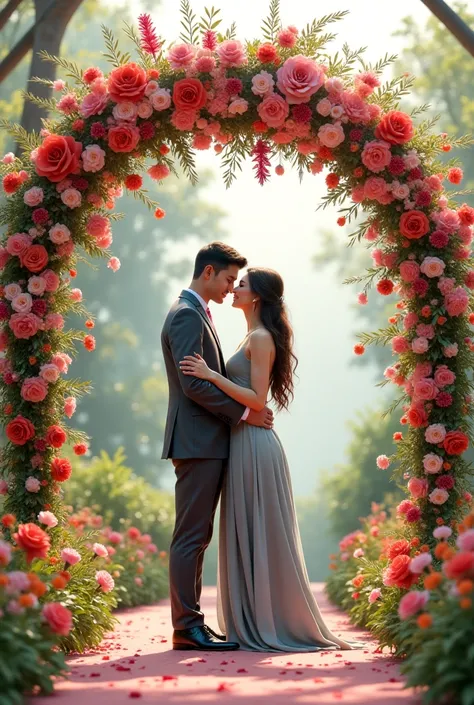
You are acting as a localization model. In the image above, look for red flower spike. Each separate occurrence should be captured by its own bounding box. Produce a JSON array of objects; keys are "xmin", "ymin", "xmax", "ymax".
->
[
  {"xmin": 251, "ymin": 139, "xmax": 272, "ymax": 186},
  {"xmin": 138, "ymin": 14, "xmax": 162, "ymax": 58}
]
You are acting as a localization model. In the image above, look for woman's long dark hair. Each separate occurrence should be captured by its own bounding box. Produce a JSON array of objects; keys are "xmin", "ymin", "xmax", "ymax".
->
[{"xmin": 247, "ymin": 267, "xmax": 298, "ymax": 411}]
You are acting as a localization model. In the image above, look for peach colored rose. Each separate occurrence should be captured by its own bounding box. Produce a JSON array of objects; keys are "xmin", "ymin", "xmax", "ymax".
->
[
  {"xmin": 399, "ymin": 260, "xmax": 420, "ymax": 282},
  {"xmin": 150, "ymin": 88, "xmax": 171, "ymax": 111},
  {"xmin": 364, "ymin": 176, "xmax": 389, "ymax": 202},
  {"xmin": 413, "ymin": 378, "xmax": 438, "ymax": 400},
  {"xmin": 216, "ymin": 40, "xmax": 247, "ymax": 68},
  {"xmin": 316, "ymin": 98, "xmax": 331, "ymax": 116},
  {"xmin": 318, "ymin": 123, "xmax": 345, "ymax": 149},
  {"xmin": 82, "ymin": 144, "xmax": 106, "ymax": 173},
  {"xmin": 108, "ymin": 124, "xmax": 140, "ymax": 153},
  {"xmin": 3, "ymin": 283, "xmax": 21, "ymax": 301},
  {"xmin": 423, "ymin": 453, "xmax": 443, "ymax": 474},
  {"xmin": 9, "ymin": 312, "xmax": 41, "ymax": 339},
  {"xmin": 21, "ymin": 377, "xmax": 48, "ymax": 402},
  {"xmin": 429, "ymin": 488, "xmax": 449, "ymax": 505},
  {"xmin": 412, "ymin": 336, "xmax": 429, "ymax": 354},
  {"xmin": 35, "ymin": 135, "xmax": 82, "ymax": 183},
  {"xmin": 107, "ymin": 63, "xmax": 147, "ymax": 103},
  {"xmin": 24, "ymin": 187, "xmax": 44, "ymax": 207},
  {"xmin": 276, "ymin": 55, "xmax": 325, "ymax": 104},
  {"xmin": 137, "ymin": 100, "xmax": 153, "ymax": 119},
  {"xmin": 257, "ymin": 94, "xmax": 289, "ymax": 128},
  {"xmin": 11, "ymin": 293, "xmax": 32, "ymax": 314},
  {"xmin": 112, "ymin": 101, "xmax": 138, "ymax": 121},
  {"xmin": 39, "ymin": 363, "xmax": 60, "ymax": 383},
  {"xmin": 361, "ymin": 140, "xmax": 391, "ymax": 173},
  {"xmin": 425, "ymin": 424, "xmax": 446, "ymax": 444},
  {"xmin": 420, "ymin": 256, "xmax": 445, "ymax": 278},
  {"xmin": 49, "ymin": 223, "xmax": 71, "ymax": 245},
  {"xmin": 251, "ymin": 71, "xmax": 275, "ymax": 96},
  {"xmin": 7, "ymin": 233, "xmax": 32, "ymax": 256},
  {"xmin": 228, "ymin": 98, "xmax": 248, "ymax": 115},
  {"xmin": 60, "ymin": 187, "xmax": 81, "ymax": 209},
  {"xmin": 27, "ymin": 276, "xmax": 46, "ymax": 296},
  {"xmin": 167, "ymin": 43, "xmax": 196, "ymax": 70}
]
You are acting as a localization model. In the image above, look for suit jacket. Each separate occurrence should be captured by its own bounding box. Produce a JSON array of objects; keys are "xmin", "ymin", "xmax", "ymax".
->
[{"xmin": 161, "ymin": 290, "xmax": 246, "ymax": 459}]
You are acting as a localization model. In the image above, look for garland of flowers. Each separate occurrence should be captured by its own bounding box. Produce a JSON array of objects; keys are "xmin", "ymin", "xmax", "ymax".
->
[{"xmin": 0, "ymin": 1, "xmax": 473, "ymax": 550}]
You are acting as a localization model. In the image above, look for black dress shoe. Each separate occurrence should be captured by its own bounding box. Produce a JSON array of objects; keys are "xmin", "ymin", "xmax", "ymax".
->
[
  {"xmin": 173, "ymin": 626, "xmax": 239, "ymax": 651},
  {"xmin": 204, "ymin": 624, "xmax": 226, "ymax": 641}
]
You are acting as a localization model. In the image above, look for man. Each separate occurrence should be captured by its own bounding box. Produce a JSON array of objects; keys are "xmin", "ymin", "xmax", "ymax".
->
[{"xmin": 161, "ymin": 242, "xmax": 274, "ymax": 651}]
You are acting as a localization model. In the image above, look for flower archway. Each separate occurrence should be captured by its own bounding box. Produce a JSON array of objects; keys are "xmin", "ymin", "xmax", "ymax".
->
[{"xmin": 0, "ymin": 1, "xmax": 473, "ymax": 549}]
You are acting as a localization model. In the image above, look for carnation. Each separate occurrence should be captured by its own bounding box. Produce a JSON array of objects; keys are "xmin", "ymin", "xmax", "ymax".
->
[
  {"xmin": 61, "ymin": 547, "xmax": 81, "ymax": 566},
  {"xmin": 96, "ymin": 569, "xmax": 115, "ymax": 592}
]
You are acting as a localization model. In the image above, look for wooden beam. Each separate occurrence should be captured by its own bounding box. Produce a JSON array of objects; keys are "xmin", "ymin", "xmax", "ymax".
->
[
  {"xmin": 0, "ymin": 0, "xmax": 24, "ymax": 31},
  {"xmin": 421, "ymin": 0, "xmax": 474, "ymax": 57}
]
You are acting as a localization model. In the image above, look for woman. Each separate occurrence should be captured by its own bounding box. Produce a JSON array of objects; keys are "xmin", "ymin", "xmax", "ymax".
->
[{"xmin": 179, "ymin": 267, "xmax": 355, "ymax": 652}]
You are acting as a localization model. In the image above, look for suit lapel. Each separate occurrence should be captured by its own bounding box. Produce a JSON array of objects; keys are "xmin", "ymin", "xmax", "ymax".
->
[{"xmin": 179, "ymin": 291, "xmax": 227, "ymax": 372}]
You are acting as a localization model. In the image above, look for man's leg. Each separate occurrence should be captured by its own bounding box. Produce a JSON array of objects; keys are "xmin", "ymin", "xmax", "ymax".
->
[{"xmin": 169, "ymin": 458, "xmax": 225, "ymax": 630}]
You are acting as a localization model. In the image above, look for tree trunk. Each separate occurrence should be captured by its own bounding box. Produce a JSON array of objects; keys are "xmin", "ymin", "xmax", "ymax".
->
[
  {"xmin": 421, "ymin": 0, "xmax": 474, "ymax": 57},
  {"xmin": 0, "ymin": 0, "xmax": 24, "ymax": 32},
  {"xmin": 18, "ymin": 0, "xmax": 84, "ymax": 139}
]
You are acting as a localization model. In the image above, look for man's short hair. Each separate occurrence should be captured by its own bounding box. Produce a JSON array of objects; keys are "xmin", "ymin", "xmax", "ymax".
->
[{"xmin": 193, "ymin": 241, "xmax": 247, "ymax": 279}]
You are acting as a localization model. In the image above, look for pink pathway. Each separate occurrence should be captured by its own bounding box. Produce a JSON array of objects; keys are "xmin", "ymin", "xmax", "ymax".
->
[{"xmin": 32, "ymin": 584, "xmax": 421, "ymax": 705}]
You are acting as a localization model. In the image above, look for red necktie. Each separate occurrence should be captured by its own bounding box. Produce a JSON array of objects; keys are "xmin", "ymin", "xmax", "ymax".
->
[{"xmin": 206, "ymin": 306, "xmax": 214, "ymax": 327}]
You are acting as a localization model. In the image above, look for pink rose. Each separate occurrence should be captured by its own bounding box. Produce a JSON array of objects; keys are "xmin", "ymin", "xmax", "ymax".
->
[
  {"xmin": 457, "ymin": 530, "xmax": 474, "ymax": 552},
  {"xmin": 49, "ymin": 223, "xmax": 71, "ymax": 245},
  {"xmin": 60, "ymin": 188, "xmax": 81, "ymax": 209},
  {"xmin": 445, "ymin": 286, "xmax": 469, "ymax": 317},
  {"xmin": 429, "ymin": 488, "xmax": 449, "ymax": 505},
  {"xmin": 38, "ymin": 511, "xmax": 58, "ymax": 528},
  {"xmin": 112, "ymin": 101, "xmax": 138, "ymax": 121},
  {"xmin": 216, "ymin": 40, "xmax": 247, "ymax": 68},
  {"xmin": 398, "ymin": 591, "xmax": 429, "ymax": 620},
  {"xmin": 251, "ymin": 71, "xmax": 275, "ymax": 96},
  {"xmin": 150, "ymin": 89, "xmax": 171, "ymax": 111},
  {"xmin": 404, "ymin": 312, "xmax": 419, "ymax": 330},
  {"xmin": 42, "ymin": 270, "xmax": 60, "ymax": 292},
  {"xmin": 425, "ymin": 424, "xmax": 446, "ymax": 444},
  {"xmin": 137, "ymin": 100, "xmax": 153, "ymax": 119},
  {"xmin": 7, "ymin": 233, "xmax": 31, "ymax": 256},
  {"xmin": 361, "ymin": 140, "xmax": 391, "ymax": 173},
  {"xmin": 412, "ymin": 336, "xmax": 429, "ymax": 354},
  {"xmin": 318, "ymin": 123, "xmax": 345, "ymax": 148},
  {"xmin": 408, "ymin": 477, "xmax": 428, "ymax": 499},
  {"xmin": 11, "ymin": 293, "xmax": 32, "ymax": 313},
  {"xmin": 413, "ymin": 378, "xmax": 438, "ymax": 401},
  {"xmin": 9, "ymin": 312, "xmax": 41, "ymax": 339},
  {"xmin": 364, "ymin": 176, "xmax": 389, "ymax": 202},
  {"xmin": 21, "ymin": 377, "xmax": 48, "ymax": 403},
  {"xmin": 391, "ymin": 335, "xmax": 410, "ymax": 354},
  {"xmin": 410, "ymin": 553, "xmax": 433, "ymax": 574},
  {"xmin": 316, "ymin": 98, "xmax": 332, "ymax": 116},
  {"xmin": 436, "ymin": 208, "xmax": 460, "ymax": 234},
  {"xmin": 82, "ymin": 144, "xmax": 106, "ymax": 173},
  {"xmin": 423, "ymin": 453, "xmax": 443, "ymax": 474},
  {"xmin": 86, "ymin": 214, "xmax": 110, "ymax": 238},
  {"xmin": 257, "ymin": 94, "xmax": 289, "ymax": 128},
  {"xmin": 39, "ymin": 363, "xmax": 60, "ymax": 383},
  {"xmin": 167, "ymin": 43, "xmax": 196, "ymax": 70},
  {"xmin": 4, "ymin": 283, "xmax": 22, "ymax": 300},
  {"xmin": 420, "ymin": 256, "xmax": 445, "ymax": 278},
  {"xmin": 42, "ymin": 603, "xmax": 73, "ymax": 635},
  {"xmin": 416, "ymin": 323, "xmax": 435, "ymax": 340},
  {"xmin": 25, "ymin": 476, "xmax": 41, "ymax": 493},
  {"xmin": 64, "ymin": 396, "xmax": 76, "ymax": 418},
  {"xmin": 170, "ymin": 109, "xmax": 197, "ymax": 131},
  {"xmin": 28, "ymin": 276, "xmax": 46, "ymax": 296},
  {"xmin": 443, "ymin": 343, "xmax": 458, "ymax": 358},
  {"xmin": 341, "ymin": 91, "xmax": 371, "ymax": 124},
  {"xmin": 24, "ymin": 187, "xmax": 44, "ymax": 207},
  {"xmin": 80, "ymin": 82, "xmax": 109, "ymax": 118},
  {"xmin": 276, "ymin": 55, "xmax": 325, "ymax": 104},
  {"xmin": 44, "ymin": 313, "xmax": 64, "ymax": 330},
  {"xmin": 434, "ymin": 365, "xmax": 455, "ymax": 388}
]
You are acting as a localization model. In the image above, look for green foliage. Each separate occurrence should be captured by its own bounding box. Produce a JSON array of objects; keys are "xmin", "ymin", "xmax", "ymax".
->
[
  {"xmin": 64, "ymin": 448, "xmax": 174, "ymax": 550},
  {"xmin": 0, "ymin": 614, "xmax": 68, "ymax": 705}
]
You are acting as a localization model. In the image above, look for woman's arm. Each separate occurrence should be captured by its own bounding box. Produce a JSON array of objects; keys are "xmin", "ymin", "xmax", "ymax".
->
[{"xmin": 179, "ymin": 329, "xmax": 274, "ymax": 412}]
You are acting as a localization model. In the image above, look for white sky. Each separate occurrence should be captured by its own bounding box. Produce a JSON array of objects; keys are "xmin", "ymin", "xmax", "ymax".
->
[{"xmin": 107, "ymin": 0, "xmax": 473, "ymax": 493}]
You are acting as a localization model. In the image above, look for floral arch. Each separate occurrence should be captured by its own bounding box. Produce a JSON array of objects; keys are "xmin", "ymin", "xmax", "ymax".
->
[{"xmin": 0, "ymin": 1, "xmax": 473, "ymax": 552}]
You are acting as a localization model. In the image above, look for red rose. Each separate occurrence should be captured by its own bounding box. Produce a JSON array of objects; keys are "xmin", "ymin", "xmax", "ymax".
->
[
  {"xmin": 407, "ymin": 405, "xmax": 428, "ymax": 428},
  {"xmin": 387, "ymin": 539, "xmax": 411, "ymax": 560},
  {"xmin": 13, "ymin": 523, "xmax": 50, "ymax": 563},
  {"xmin": 257, "ymin": 43, "xmax": 279, "ymax": 64},
  {"xmin": 383, "ymin": 554, "xmax": 418, "ymax": 589},
  {"xmin": 6, "ymin": 415, "xmax": 35, "ymax": 445},
  {"xmin": 172, "ymin": 78, "xmax": 207, "ymax": 112},
  {"xmin": 35, "ymin": 134, "xmax": 82, "ymax": 183},
  {"xmin": 73, "ymin": 443, "xmax": 87, "ymax": 455},
  {"xmin": 377, "ymin": 279, "xmax": 394, "ymax": 296},
  {"xmin": 443, "ymin": 430, "xmax": 469, "ymax": 456},
  {"xmin": 46, "ymin": 425, "xmax": 67, "ymax": 449},
  {"xmin": 108, "ymin": 124, "xmax": 141, "ymax": 153},
  {"xmin": 399, "ymin": 210, "xmax": 430, "ymax": 240},
  {"xmin": 107, "ymin": 63, "xmax": 147, "ymax": 103},
  {"xmin": 375, "ymin": 110, "xmax": 414, "ymax": 145},
  {"xmin": 20, "ymin": 244, "xmax": 49, "ymax": 273},
  {"xmin": 42, "ymin": 602, "xmax": 73, "ymax": 635},
  {"xmin": 50, "ymin": 457, "xmax": 72, "ymax": 482},
  {"xmin": 458, "ymin": 203, "xmax": 474, "ymax": 226}
]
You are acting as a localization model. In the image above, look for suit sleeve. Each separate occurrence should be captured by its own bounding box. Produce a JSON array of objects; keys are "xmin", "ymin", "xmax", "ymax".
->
[{"xmin": 168, "ymin": 307, "xmax": 246, "ymax": 426}]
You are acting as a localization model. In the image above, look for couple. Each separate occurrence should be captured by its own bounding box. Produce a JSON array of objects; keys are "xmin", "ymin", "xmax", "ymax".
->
[{"xmin": 161, "ymin": 242, "xmax": 354, "ymax": 653}]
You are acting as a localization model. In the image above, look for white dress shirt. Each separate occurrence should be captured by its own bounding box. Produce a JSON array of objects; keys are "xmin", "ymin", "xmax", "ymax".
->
[{"xmin": 183, "ymin": 288, "xmax": 249, "ymax": 422}]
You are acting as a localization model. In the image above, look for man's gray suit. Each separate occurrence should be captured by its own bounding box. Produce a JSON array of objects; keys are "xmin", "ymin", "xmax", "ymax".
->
[{"xmin": 161, "ymin": 290, "xmax": 245, "ymax": 629}]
